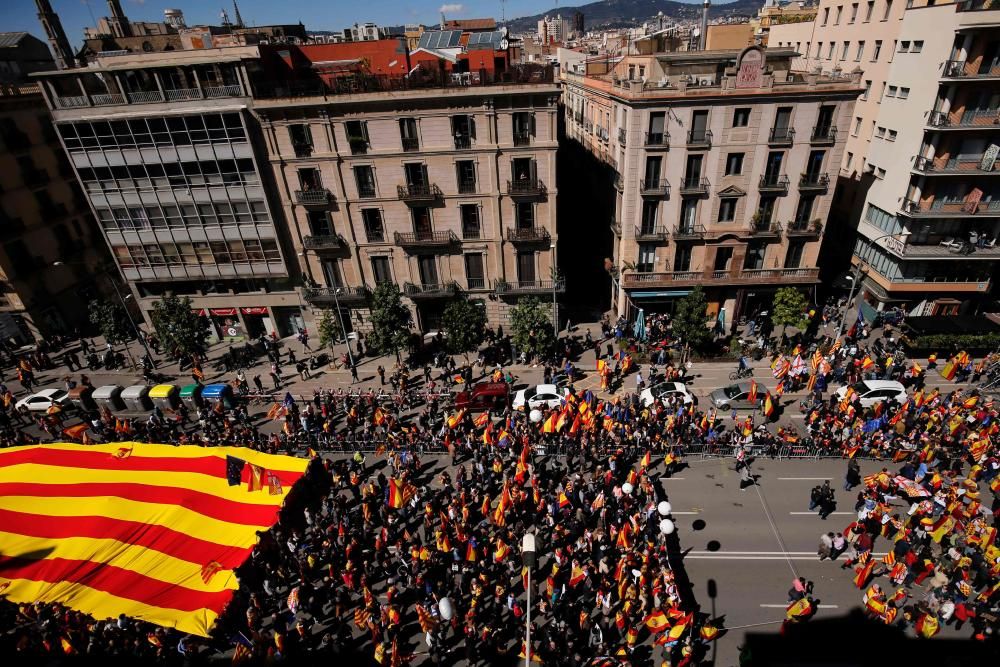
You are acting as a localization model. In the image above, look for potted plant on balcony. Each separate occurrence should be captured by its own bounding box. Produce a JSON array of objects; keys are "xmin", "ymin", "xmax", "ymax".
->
[
  {"xmin": 750, "ymin": 211, "xmax": 763, "ymax": 229},
  {"xmin": 810, "ymin": 218, "xmax": 823, "ymax": 233},
  {"xmin": 494, "ymin": 278, "xmax": 510, "ymax": 294}
]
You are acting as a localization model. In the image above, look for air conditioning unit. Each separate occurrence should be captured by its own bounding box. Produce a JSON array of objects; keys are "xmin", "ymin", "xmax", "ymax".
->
[{"xmin": 700, "ymin": 78, "xmax": 713, "ymax": 86}]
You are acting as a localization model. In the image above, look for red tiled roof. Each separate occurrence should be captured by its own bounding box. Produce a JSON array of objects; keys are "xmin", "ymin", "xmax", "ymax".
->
[{"xmin": 443, "ymin": 18, "xmax": 497, "ymax": 31}]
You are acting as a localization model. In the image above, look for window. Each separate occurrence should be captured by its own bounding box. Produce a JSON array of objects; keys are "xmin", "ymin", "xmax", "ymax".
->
[
  {"xmin": 827, "ymin": 42, "xmax": 835, "ymax": 59},
  {"xmin": 515, "ymin": 201, "xmax": 535, "ymax": 229},
  {"xmin": 679, "ymin": 199, "xmax": 698, "ymax": 232},
  {"xmin": 464, "ymin": 253, "xmax": 485, "ymax": 289},
  {"xmin": 370, "ymin": 256, "xmax": 392, "ymax": 284},
  {"xmin": 648, "ymin": 112, "xmax": 666, "ymax": 143},
  {"xmin": 344, "ymin": 120, "xmax": 369, "ymax": 154},
  {"xmin": 850, "ymin": 3, "xmax": 858, "ymax": 22},
  {"xmin": 674, "ymin": 245, "xmax": 692, "ymax": 272},
  {"xmin": 842, "ymin": 41, "xmax": 850, "ymax": 61},
  {"xmin": 899, "ymin": 41, "xmax": 910, "ymax": 53},
  {"xmin": 873, "ymin": 40, "xmax": 882, "ymax": 61},
  {"xmin": 512, "ymin": 112, "xmax": 534, "ymax": 145},
  {"xmin": 856, "ymin": 41, "xmax": 865, "ymax": 61},
  {"xmin": 307, "ymin": 210, "xmax": 333, "ymax": 237},
  {"xmin": 732, "ymin": 107, "xmax": 750, "ymax": 127},
  {"xmin": 354, "ymin": 165, "xmax": 376, "ymax": 198},
  {"xmin": 719, "ymin": 198, "xmax": 737, "ymax": 222},
  {"xmin": 863, "ymin": 80, "xmax": 872, "ymax": 99},
  {"xmin": 889, "ymin": 40, "xmax": 897, "ymax": 62},
  {"xmin": 835, "ymin": 6, "xmax": 842, "ymax": 24},
  {"xmin": 794, "ymin": 196, "xmax": 815, "ymax": 225},
  {"xmin": 460, "ymin": 204, "xmax": 481, "ymax": 239},
  {"xmin": 876, "ymin": 167, "xmax": 886, "ymax": 179},
  {"xmin": 640, "ymin": 200, "xmax": 659, "ymax": 233},
  {"xmin": 864, "ymin": 1, "xmax": 874, "ymax": 21},
  {"xmin": 879, "ymin": 82, "xmax": 886, "ymax": 101},
  {"xmin": 288, "ymin": 124, "xmax": 312, "ymax": 156},
  {"xmin": 784, "ymin": 241, "xmax": 806, "ymax": 269},
  {"xmin": 452, "ymin": 115, "xmax": 475, "ymax": 149},
  {"xmin": 846, "ymin": 152, "xmax": 854, "ymax": 169},
  {"xmin": 887, "ymin": 130, "xmax": 898, "ymax": 141},
  {"xmin": 822, "ymin": 7, "xmax": 830, "ymax": 24},
  {"xmin": 815, "ymin": 42, "xmax": 823, "ymax": 58},
  {"xmin": 883, "ymin": 0, "xmax": 892, "ymax": 20},
  {"xmin": 399, "ymin": 118, "xmax": 419, "ymax": 151},
  {"xmin": 912, "ymin": 40, "xmax": 923, "ymax": 53},
  {"xmin": 743, "ymin": 242, "xmax": 766, "ymax": 270},
  {"xmin": 898, "ymin": 87, "xmax": 909, "ymax": 100},
  {"xmin": 456, "ymin": 160, "xmax": 476, "ymax": 194},
  {"xmin": 516, "ymin": 251, "xmax": 536, "ymax": 283},
  {"xmin": 853, "ymin": 117, "xmax": 863, "ymax": 136},
  {"xmin": 875, "ymin": 126, "xmax": 886, "ymax": 139},
  {"xmin": 887, "ymin": 86, "xmax": 897, "ymax": 98},
  {"xmin": 636, "ymin": 244, "xmax": 655, "ymax": 273},
  {"xmin": 725, "ymin": 153, "xmax": 744, "ymax": 176},
  {"xmin": 360, "ymin": 209, "xmax": 385, "ymax": 243}
]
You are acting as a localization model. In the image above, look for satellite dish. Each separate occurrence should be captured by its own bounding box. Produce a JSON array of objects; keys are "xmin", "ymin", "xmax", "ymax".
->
[
  {"xmin": 692, "ymin": 28, "xmax": 701, "ymax": 37},
  {"xmin": 501, "ymin": 26, "xmax": 509, "ymax": 36},
  {"xmin": 500, "ymin": 37, "xmax": 509, "ymax": 50}
]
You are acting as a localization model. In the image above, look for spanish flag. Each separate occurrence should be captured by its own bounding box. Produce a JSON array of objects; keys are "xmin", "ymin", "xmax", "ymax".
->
[
  {"xmin": 373, "ymin": 407, "xmax": 386, "ymax": 426},
  {"xmin": 861, "ymin": 356, "xmax": 875, "ymax": 371},
  {"xmin": 763, "ymin": 392, "xmax": 775, "ymax": 418},
  {"xmin": 785, "ymin": 597, "xmax": 813, "ymax": 621},
  {"xmin": 963, "ymin": 396, "xmax": 979, "ymax": 409},
  {"xmin": 387, "ymin": 478, "xmax": 407, "ymax": 509},
  {"xmin": 915, "ymin": 613, "xmax": 940, "ymax": 638},
  {"xmin": 541, "ymin": 412, "xmax": 558, "ymax": 434},
  {"xmin": 558, "ymin": 492, "xmax": 571, "ymax": 509},
  {"xmin": 616, "ymin": 521, "xmax": 634, "ymax": 550},
  {"xmin": 644, "ymin": 609, "xmax": 670, "ymax": 633},
  {"xmin": 569, "ymin": 563, "xmax": 586, "ymax": 588},
  {"xmin": 474, "ymin": 412, "xmax": 490, "ymax": 428},
  {"xmin": 854, "ymin": 559, "xmax": 876, "ymax": 589},
  {"xmin": 494, "ymin": 540, "xmax": 510, "ymax": 562},
  {"xmin": 555, "ymin": 407, "xmax": 570, "ymax": 432},
  {"xmin": 748, "ymin": 380, "xmax": 758, "ymax": 404},
  {"xmin": 667, "ymin": 612, "xmax": 693, "ymax": 641},
  {"xmin": 639, "ymin": 450, "xmax": 651, "ymax": 470},
  {"xmin": 465, "ymin": 542, "xmax": 478, "ymax": 562},
  {"xmin": 307, "ymin": 447, "xmax": 318, "ymax": 458},
  {"xmin": 447, "ymin": 409, "xmax": 465, "ymax": 429}
]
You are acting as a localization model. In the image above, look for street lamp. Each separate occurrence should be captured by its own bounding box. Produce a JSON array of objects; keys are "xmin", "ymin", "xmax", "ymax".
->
[
  {"xmin": 52, "ymin": 261, "xmax": 154, "ymax": 369},
  {"xmin": 297, "ymin": 250, "xmax": 354, "ymax": 370},
  {"xmin": 834, "ymin": 231, "xmax": 909, "ymax": 341},
  {"xmin": 521, "ymin": 533, "xmax": 537, "ymax": 667}
]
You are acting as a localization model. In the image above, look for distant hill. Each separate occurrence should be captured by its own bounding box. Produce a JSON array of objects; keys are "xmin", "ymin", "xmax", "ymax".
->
[{"xmin": 508, "ymin": 0, "xmax": 764, "ymax": 33}]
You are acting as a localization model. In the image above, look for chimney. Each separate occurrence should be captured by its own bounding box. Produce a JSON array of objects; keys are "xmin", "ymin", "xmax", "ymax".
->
[
  {"xmin": 106, "ymin": 0, "xmax": 133, "ymax": 38},
  {"xmin": 700, "ymin": 0, "xmax": 710, "ymax": 50},
  {"xmin": 34, "ymin": 0, "xmax": 75, "ymax": 69}
]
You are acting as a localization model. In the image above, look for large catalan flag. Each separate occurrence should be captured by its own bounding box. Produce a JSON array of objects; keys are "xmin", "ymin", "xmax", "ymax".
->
[{"xmin": 0, "ymin": 442, "xmax": 308, "ymax": 637}]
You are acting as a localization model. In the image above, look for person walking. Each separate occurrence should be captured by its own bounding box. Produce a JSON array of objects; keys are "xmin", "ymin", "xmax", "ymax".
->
[
  {"xmin": 377, "ymin": 365, "xmax": 385, "ymax": 386},
  {"xmin": 844, "ymin": 457, "xmax": 861, "ymax": 491},
  {"xmin": 350, "ymin": 360, "xmax": 359, "ymax": 385}
]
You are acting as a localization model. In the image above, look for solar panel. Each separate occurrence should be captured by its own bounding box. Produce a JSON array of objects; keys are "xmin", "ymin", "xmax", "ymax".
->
[{"xmin": 417, "ymin": 30, "xmax": 462, "ymax": 50}]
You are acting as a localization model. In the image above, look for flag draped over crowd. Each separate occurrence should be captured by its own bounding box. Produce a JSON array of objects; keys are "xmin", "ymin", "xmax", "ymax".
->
[{"xmin": 0, "ymin": 442, "xmax": 308, "ymax": 636}]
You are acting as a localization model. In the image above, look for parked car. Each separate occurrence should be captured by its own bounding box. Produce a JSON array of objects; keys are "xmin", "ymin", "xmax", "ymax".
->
[
  {"xmin": 512, "ymin": 384, "xmax": 570, "ymax": 411},
  {"xmin": 836, "ymin": 380, "xmax": 907, "ymax": 408},
  {"xmin": 454, "ymin": 382, "xmax": 511, "ymax": 413},
  {"xmin": 640, "ymin": 381, "xmax": 695, "ymax": 408},
  {"xmin": 16, "ymin": 388, "xmax": 73, "ymax": 413},
  {"xmin": 709, "ymin": 382, "xmax": 768, "ymax": 410}
]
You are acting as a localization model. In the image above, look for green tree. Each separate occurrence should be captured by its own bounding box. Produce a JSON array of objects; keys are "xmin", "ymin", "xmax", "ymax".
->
[
  {"xmin": 771, "ymin": 287, "xmax": 811, "ymax": 335},
  {"xmin": 317, "ymin": 308, "xmax": 344, "ymax": 353},
  {"xmin": 150, "ymin": 294, "xmax": 210, "ymax": 358},
  {"xmin": 672, "ymin": 285, "xmax": 712, "ymax": 351},
  {"xmin": 367, "ymin": 283, "xmax": 412, "ymax": 359},
  {"xmin": 442, "ymin": 298, "xmax": 487, "ymax": 360},
  {"xmin": 509, "ymin": 296, "xmax": 554, "ymax": 360},
  {"xmin": 88, "ymin": 299, "xmax": 133, "ymax": 346}
]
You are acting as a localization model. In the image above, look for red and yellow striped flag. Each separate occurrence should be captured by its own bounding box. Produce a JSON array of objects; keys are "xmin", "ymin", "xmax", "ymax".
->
[{"xmin": 0, "ymin": 442, "xmax": 308, "ymax": 637}]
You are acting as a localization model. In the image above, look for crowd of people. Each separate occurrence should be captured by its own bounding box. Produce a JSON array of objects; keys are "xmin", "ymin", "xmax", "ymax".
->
[{"xmin": 0, "ymin": 305, "xmax": 998, "ymax": 664}]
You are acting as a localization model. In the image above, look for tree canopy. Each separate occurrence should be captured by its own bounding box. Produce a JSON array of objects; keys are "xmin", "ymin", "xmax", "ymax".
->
[
  {"xmin": 672, "ymin": 286, "xmax": 712, "ymax": 350},
  {"xmin": 367, "ymin": 283, "xmax": 412, "ymax": 357},
  {"xmin": 441, "ymin": 298, "xmax": 487, "ymax": 358},
  {"xmin": 150, "ymin": 294, "xmax": 210, "ymax": 358},
  {"xmin": 772, "ymin": 287, "xmax": 811, "ymax": 333},
  {"xmin": 509, "ymin": 296, "xmax": 554, "ymax": 359}
]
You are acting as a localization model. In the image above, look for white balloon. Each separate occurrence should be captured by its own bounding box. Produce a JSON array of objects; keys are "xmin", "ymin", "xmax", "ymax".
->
[
  {"xmin": 657, "ymin": 501, "xmax": 672, "ymax": 516},
  {"xmin": 622, "ymin": 482, "xmax": 634, "ymax": 495},
  {"xmin": 659, "ymin": 519, "xmax": 675, "ymax": 535},
  {"xmin": 438, "ymin": 597, "xmax": 453, "ymax": 620},
  {"xmin": 529, "ymin": 409, "xmax": 543, "ymax": 423}
]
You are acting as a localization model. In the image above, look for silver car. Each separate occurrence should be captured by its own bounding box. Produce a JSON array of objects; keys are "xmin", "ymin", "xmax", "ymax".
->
[{"xmin": 709, "ymin": 382, "xmax": 767, "ymax": 410}]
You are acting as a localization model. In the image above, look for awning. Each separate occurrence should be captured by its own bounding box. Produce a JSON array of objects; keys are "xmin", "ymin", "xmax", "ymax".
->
[
  {"xmin": 209, "ymin": 308, "xmax": 237, "ymax": 316},
  {"xmin": 630, "ymin": 290, "xmax": 692, "ymax": 298},
  {"xmin": 241, "ymin": 307, "xmax": 268, "ymax": 315}
]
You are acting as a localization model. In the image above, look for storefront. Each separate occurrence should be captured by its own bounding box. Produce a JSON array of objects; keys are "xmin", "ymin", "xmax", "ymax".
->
[{"xmin": 240, "ymin": 307, "xmax": 273, "ymax": 339}]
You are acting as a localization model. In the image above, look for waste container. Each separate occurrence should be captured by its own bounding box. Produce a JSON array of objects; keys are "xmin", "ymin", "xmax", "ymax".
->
[
  {"xmin": 67, "ymin": 385, "xmax": 96, "ymax": 413},
  {"xmin": 120, "ymin": 385, "xmax": 152, "ymax": 412},
  {"xmin": 148, "ymin": 384, "xmax": 179, "ymax": 410},
  {"xmin": 201, "ymin": 383, "xmax": 235, "ymax": 410},
  {"xmin": 92, "ymin": 385, "xmax": 124, "ymax": 413},
  {"xmin": 179, "ymin": 384, "xmax": 203, "ymax": 410}
]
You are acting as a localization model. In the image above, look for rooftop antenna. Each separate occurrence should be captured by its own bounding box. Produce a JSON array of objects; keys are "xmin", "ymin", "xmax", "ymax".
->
[
  {"xmin": 500, "ymin": 0, "xmax": 506, "ymax": 25},
  {"xmin": 232, "ymin": 0, "xmax": 244, "ymax": 28}
]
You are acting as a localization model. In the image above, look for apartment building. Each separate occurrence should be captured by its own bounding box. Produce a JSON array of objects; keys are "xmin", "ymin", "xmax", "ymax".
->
[
  {"xmin": 563, "ymin": 43, "xmax": 860, "ymax": 322},
  {"xmin": 849, "ymin": 1, "xmax": 1000, "ymax": 315},
  {"xmin": 0, "ymin": 34, "xmax": 113, "ymax": 341},
  {"xmin": 36, "ymin": 47, "xmax": 305, "ymax": 342},
  {"xmin": 252, "ymin": 37, "xmax": 560, "ymax": 333}
]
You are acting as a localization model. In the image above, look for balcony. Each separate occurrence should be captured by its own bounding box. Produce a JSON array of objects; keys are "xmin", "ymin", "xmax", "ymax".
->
[
  {"xmin": 928, "ymin": 109, "xmax": 1000, "ymax": 129},
  {"xmin": 394, "ymin": 230, "xmax": 458, "ymax": 249},
  {"xmin": 768, "ymin": 127, "xmax": 795, "ymax": 146},
  {"xmin": 91, "ymin": 93, "xmax": 125, "ymax": 106},
  {"xmin": 357, "ymin": 184, "xmax": 377, "ymax": 199},
  {"xmin": 507, "ymin": 178, "xmax": 547, "ymax": 198},
  {"xmin": 397, "ymin": 183, "xmax": 443, "ymax": 203},
  {"xmin": 293, "ymin": 142, "xmax": 313, "ymax": 158},
  {"xmin": 55, "ymin": 95, "xmax": 89, "ymax": 109},
  {"xmin": 458, "ymin": 179, "xmax": 477, "ymax": 194},
  {"xmin": 506, "ymin": 227, "xmax": 551, "ymax": 244},
  {"xmin": 618, "ymin": 128, "xmax": 627, "ymax": 145},
  {"xmin": 623, "ymin": 267, "xmax": 819, "ymax": 288},
  {"xmin": 673, "ymin": 224, "xmax": 707, "ymax": 240},
  {"xmin": 644, "ymin": 131, "xmax": 670, "ymax": 150},
  {"xmin": 401, "ymin": 137, "xmax": 420, "ymax": 152},
  {"xmin": 679, "ymin": 177, "xmax": 710, "ymax": 196},
  {"xmin": 914, "ymin": 155, "xmax": 1000, "ymax": 175},
  {"xmin": 126, "ymin": 90, "xmax": 163, "ymax": 104},
  {"xmin": 165, "ymin": 88, "xmax": 201, "ymax": 101},
  {"xmin": 810, "ymin": 125, "xmax": 837, "ymax": 144},
  {"xmin": 513, "ymin": 131, "xmax": 532, "ymax": 146},
  {"xmin": 901, "ymin": 197, "xmax": 1000, "ymax": 217},
  {"xmin": 758, "ymin": 174, "xmax": 790, "ymax": 194},
  {"xmin": 295, "ymin": 189, "xmax": 332, "ymax": 206},
  {"xmin": 303, "ymin": 286, "xmax": 368, "ymax": 305},
  {"xmin": 749, "ymin": 220, "xmax": 782, "ymax": 238},
  {"xmin": 302, "ymin": 234, "xmax": 346, "ymax": 250},
  {"xmin": 573, "ymin": 111, "xmax": 583, "ymax": 124},
  {"xmin": 958, "ymin": 0, "xmax": 999, "ymax": 11},
  {"xmin": 494, "ymin": 279, "xmax": 566, "ymax": 295},
  {"xmin": 348, "ymin": 138, "xmax": 369, "ymax": 155},
  {"xmin": 799, "ymin": 172, "xmax": 830, "ymax": 192},
  {"xmin": 686, "ymin": 129, "xmax": 713, "ymax": 150},
  {"xmin": 634, "ymin": 225, "xmax": 670, "ymax": 242},
  {"xmin": 467, "ymin": 277, "xmax": 487, "ymax": 290},
  {"xmin": 640, "ymin": 178, "xmax": 670, "ymax": 197},
  {"xmin": 610, "ymin": 220, "xmax": 622, "ymax": 237},
  {"xmin": 454, "ymin": 134, "xmax": 472, "ymax": 149},
  {"xmin": 203, "ymin": 84, "xmax": 243, "ymax": 98},
  {"xmin": 403, "ymin": 282, "xmax": 458, "ymax": 299},
  {"xmin": 785, "ymin": 219, "xmax": 823, "ymax": 237},
  {"xmin": 881, "ymin": 238, "xmax": 1000, "ymax": 259}
]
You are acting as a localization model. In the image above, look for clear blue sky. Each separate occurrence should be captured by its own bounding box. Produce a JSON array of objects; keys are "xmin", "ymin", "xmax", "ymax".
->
[{"xmin": 2, "ymin": 0, "xmax": 594, "ymax": 49}]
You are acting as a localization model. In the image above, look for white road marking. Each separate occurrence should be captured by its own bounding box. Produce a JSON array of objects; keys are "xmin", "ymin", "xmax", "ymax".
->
[
  {"xmin": 759, "ymin": 604, "xmax": 839, "ymax": 609},
  {"xmin": 670, "ymin": 511, "xmax": 700, "ymax": 515},
  {"xmin": 788, "ymin": 511, "xmax": 854, "ymax": 515},
  {"xmin": 658, "ymin": 477, "xmax": 686, "ymax": 480},
  {"xmin": 777, "ymin": 477, "xmax": 836, "ymax": 480}
]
